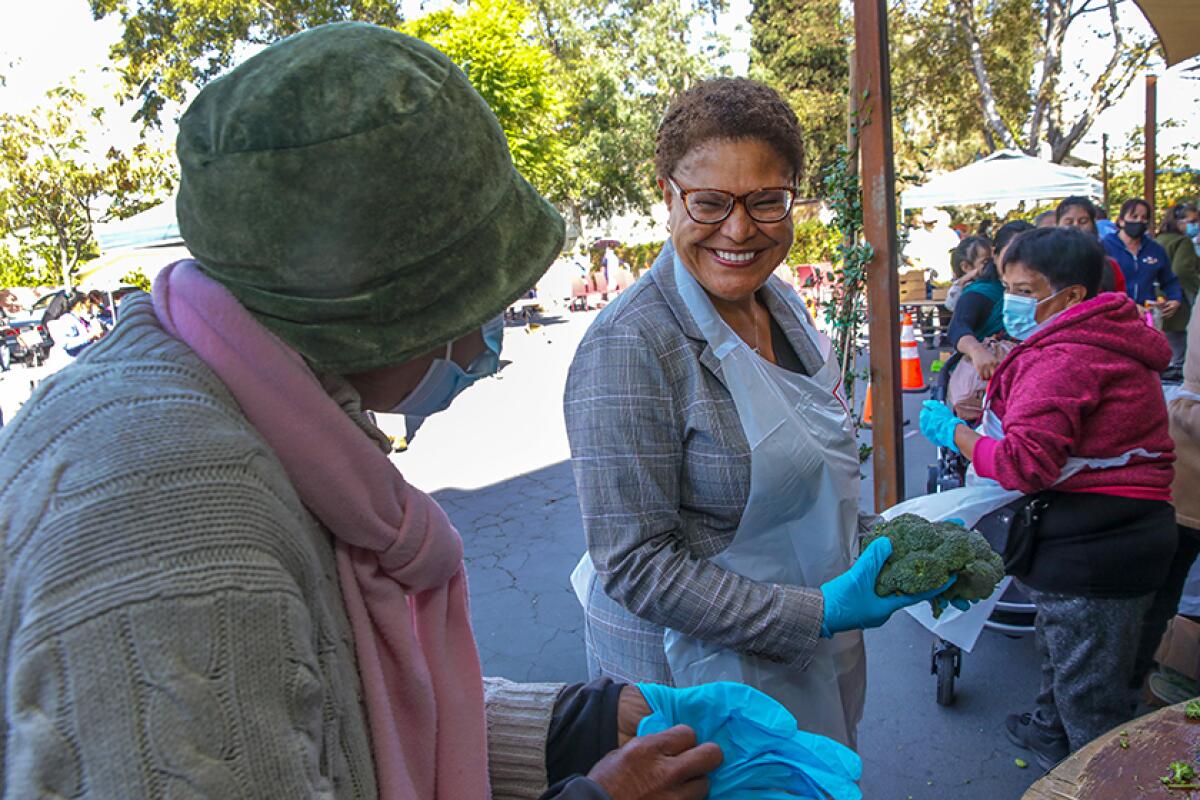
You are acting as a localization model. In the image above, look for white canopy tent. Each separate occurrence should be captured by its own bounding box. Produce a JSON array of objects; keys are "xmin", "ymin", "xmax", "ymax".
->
[
  {"xmin": 900, "ymin": 150, "xmax": 1103, "ymax": 212},
  {"xmin": 75, "ymin": 242, "xmax": 191, "ymax": 291},
  {"xmin": 78, "ymin": 196, "xmax": 189, "ymax": 293},
  {"xmin": 93, "ymin": 196, "xmax": 180, "ymax": 252}
]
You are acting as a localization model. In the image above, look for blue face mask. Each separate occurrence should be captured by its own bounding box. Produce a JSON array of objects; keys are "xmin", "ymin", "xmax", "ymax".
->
[
  {"xmin": 1187, "ymin": 222, "xmax": 1200, "ymax": 238},
  {"xmin": 1003, "ymin": 288, "xmax": 1065, "ymax": 341},
  {"xmin": 391, "ymin": 316, "xmax": 504, "ymax": 417}
]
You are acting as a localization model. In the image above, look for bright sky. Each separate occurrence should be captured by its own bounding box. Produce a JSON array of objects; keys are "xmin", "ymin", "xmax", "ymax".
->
[{"xmin": 0, "ymin": 0, "xmax": 1195, "ymax": 170}]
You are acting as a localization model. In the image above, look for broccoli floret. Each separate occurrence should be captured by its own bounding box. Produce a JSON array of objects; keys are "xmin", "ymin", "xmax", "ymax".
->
[
  {"xmin": 1186, "ymin": 699, "xmax": 1200, "ymax": 721},
  {"xmin": 864, "ymin": 514, "xmax": 1005, "ymax": 618},
  {"xmin": 1161, "ymin": 760, "xmax": 1198, "ymax": 787}
]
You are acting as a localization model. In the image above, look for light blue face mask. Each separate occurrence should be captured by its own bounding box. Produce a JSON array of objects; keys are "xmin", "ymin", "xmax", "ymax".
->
[
  {"xmin": 1187, "ymin": 221, "xmax": 1200, "ymax": 238},
  {"xmin": 391, "ymin": 316, "xmax": 504, "ymax": 417},
  {"xmin": 1003, "ymin": 288, "xmax": 1065, "ymax": 341}
]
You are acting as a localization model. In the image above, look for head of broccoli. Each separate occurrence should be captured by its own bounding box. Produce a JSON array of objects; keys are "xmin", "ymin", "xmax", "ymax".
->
[{"xmin": 864, "ymin": 514, "xmax": 1005, "ymax": 617}]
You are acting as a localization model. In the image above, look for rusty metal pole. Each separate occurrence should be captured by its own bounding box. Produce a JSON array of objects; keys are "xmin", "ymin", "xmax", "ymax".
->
[
  {"xmin": 1145, "ymin": 74, "xmax": 1157, "ymax": 220},
  {"xmin": 854, "ymin": 0, "xmax": 904, "ymax": 510},
  {"xmin": 1101, "ymin": 133, "xmax": 1109, "ymax": 210}
]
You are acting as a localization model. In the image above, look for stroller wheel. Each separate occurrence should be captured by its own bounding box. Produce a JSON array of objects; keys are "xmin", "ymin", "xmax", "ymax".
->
[{"xmin": 932, "ymin": 642, "xmax": 961, "ymax": 706}]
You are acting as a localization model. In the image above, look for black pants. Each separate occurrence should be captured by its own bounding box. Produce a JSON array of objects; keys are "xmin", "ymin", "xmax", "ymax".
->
[{"xmin": 1131, "ymin": 525, "xmax": 1200, "ymax": 689}]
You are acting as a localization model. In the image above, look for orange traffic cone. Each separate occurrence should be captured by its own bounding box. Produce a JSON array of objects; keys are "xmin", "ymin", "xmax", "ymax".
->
[
  {"xmin": 861, "ymin": 380, "xmax": 873, "ymax": 428},
  {"xmin": 900, "ymin": 312, "xmax": 927, "ymax": 392}
]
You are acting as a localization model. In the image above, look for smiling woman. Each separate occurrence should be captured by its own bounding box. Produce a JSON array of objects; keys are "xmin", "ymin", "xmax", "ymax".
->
[{"xmin": 564, "ymin": 78, "xmax": 942, "ymax": 749}]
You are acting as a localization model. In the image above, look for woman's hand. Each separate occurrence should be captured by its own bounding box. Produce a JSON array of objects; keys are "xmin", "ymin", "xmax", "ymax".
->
[
  {"xmin": 588, "ymin": 724, "xmax": 722, "ymax": 800},
  {"xmin": 617, "ymin": 685, "xmax": 653, "ymax": 747},
  {"xmin": 966, "ymin": 340, "xmax": 1000, "ymax": 379},
  {"xmin": 819, "ymin": 537, "xmax": 955, "ymax": 636}
]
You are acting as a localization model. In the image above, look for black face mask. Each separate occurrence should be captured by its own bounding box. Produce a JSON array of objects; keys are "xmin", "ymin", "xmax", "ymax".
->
[{"xmin": 1122, "ymin": 220, "xmax": 1148, "ymax": 239}]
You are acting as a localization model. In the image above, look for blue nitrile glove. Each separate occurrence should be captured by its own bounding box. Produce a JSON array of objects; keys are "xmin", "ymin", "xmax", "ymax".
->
[
  {"xmin": 920, "ymin": 399, "xmax": 967, "ymax": 453},
  {"xmin": 820, "ymin": 537, "xmax": 955, "ymax": 636},
  {"xmin": 637, "ymin": 682, "xmax": 862, "ymax": 800},
  {"xmin": 934, "ymin": 596, "xmax": 974, "ymax": 615}
]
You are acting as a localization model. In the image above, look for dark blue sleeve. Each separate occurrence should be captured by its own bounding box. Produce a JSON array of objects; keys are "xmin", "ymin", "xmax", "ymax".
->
[
  {"xmin": 545, "ymin": 678, "xmax": 623, "ymax": 788},
  {"xmin": 948, "ymin": 290, "xmax": 995, "ymax": 348}
]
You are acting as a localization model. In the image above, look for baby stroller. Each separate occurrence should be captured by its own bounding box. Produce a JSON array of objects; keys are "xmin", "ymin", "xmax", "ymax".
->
[
  {"xmin": 924, "ymin": 351, "xmax": 1038, "ymax": 706},
  {"xmin": 926, "ymin": 351, "xmax": 972, "ymax": 495}
]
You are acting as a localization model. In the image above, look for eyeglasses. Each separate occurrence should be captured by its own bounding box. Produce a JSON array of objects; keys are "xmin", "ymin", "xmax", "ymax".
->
[{"xmin": 667, "ymin": 176, "xmax": 797, "ymax": 225}]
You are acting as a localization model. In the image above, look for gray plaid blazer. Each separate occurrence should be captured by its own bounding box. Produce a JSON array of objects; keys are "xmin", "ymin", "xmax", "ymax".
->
[{"xmin": 564, "ymin": 246, "xmax": 835, "ymax": 684}]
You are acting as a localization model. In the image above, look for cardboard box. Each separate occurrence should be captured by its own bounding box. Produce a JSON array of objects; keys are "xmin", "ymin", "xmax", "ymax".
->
[
  {"xmin": 898, "ymin": 271, "xmax": 927, "ymax": 303},
  {"xmin": 1155, "ymin": 615, "xmax": 1200, "ymax": 681}
]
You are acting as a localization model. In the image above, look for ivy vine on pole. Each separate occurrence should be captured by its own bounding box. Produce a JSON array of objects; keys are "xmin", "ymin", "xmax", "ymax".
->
[
  {"xmin": 813, "ymin": 94, "xmax": 872, "ymax": 459},
  {"xmin": 810, "ymin": 93, "xmax": 931, "ymax": 464}
]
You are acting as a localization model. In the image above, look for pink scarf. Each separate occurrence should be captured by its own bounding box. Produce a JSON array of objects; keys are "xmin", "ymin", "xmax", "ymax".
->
[{"xmin": 153, "ymin": 261, "xmax": 489, "ymax": 799}]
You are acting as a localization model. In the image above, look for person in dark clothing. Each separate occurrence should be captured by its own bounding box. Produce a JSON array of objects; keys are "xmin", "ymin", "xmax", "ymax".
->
[
  {"xmin": 1056, "ymin": 196, "xmax": 1126, "ymax": 294},
  {"xmin": 948, "ymin": 220, "xmax": 1031, "ymax": 379},
  {"xmin": 1155, "ymin": 202, "xmax": 1198, "ymax": 377},
  {"xmin": 1103, "ymin": 197, "xmax": 1184, "ymax": 315}
]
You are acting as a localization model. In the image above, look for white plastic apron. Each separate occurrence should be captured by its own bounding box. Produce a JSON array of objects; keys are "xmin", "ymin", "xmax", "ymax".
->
[
  {"xmin": 668, "ymin": 254, "xmax": 867, "ymax": 747},
  {"xmin": 571, "ymin": 258, "xmax": 867, "ymax": 745},
  {"xmin": 884, "ymin": 407, "xmax": 1165, "ymax": 651}
]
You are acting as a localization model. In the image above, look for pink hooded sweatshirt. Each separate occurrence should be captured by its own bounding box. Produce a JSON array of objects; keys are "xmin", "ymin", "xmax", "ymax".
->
[{"xmin": 973, "ymin": 292, "xmax": 1175, "ymax": 500}]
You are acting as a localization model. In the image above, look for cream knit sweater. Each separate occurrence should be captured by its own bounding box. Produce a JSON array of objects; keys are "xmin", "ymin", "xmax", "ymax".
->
[{"xmin": 0, "ymin": 295, "xmax": 560, "ymax": 799}]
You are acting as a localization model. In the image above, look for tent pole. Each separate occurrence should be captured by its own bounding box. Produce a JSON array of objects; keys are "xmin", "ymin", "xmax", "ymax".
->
[{"xmin": 854, "ymin": 0, "xmax": 904, "ymax": 511}]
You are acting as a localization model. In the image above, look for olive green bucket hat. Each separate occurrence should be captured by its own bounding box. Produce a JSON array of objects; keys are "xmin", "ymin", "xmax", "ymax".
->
[{"xmin": 176, "ymin": 21, "xmax": 565, "ymax": 373}]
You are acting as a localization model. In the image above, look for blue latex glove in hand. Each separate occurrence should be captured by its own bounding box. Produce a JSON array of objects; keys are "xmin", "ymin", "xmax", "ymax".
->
[
  {"xmin": 637, "ymin": 682, "xmax": 862, "ymax": 800},
  {"xmin": 920, "ymin": 400, "xmax": 967, "ymax": 453},
  {"xmin": 820, "ymin": 537, "xmax": 955, "ymax": 636},
  {"xmin": 934, "ymin": 596, "xmax": 974, "ymax": 614}
]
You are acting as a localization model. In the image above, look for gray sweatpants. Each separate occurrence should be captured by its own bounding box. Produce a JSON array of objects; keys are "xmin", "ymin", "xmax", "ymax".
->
[
  {"xmin": 1166, "ymin": 329, "xmax": 1187, "ymax": 372},
  {"xmin": 1022, "ymin": 585, "xmax": 1154, "ymax": 752}
]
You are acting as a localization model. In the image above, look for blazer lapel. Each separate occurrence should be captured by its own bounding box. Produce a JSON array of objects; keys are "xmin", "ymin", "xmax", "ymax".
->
[{"xmin": 650, "ymin": 246, "xmax": 726, "ymax": 384}]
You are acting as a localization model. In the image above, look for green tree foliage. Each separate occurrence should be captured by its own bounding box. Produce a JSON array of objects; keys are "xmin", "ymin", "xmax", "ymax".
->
[
  {"xmin": 891, "ymin": 0, "xmax": 1156, "ymax": 167},
  {"xmin": 89, "ymin": 0, "xmax": 407, "ymax": 125},
  {"xmin": 788, "ymin": 216, "xmax": 840, "ymax": 264},
  {"xmin": 889, "ymin": 0, "xmax": 1037, "ymax": 178},
  {"xmin": 0, "ymin": 86, "xmax": 174, "ymax": 289},
  {"xmin": 1104, "ymin": 126, "xmax": 1200, "ymax": 221},
  {"xmin": 748, "ymin": 0, "xmax": 850, "ymax": 198},
  {"xmin": 91, "ymin": 0, "xmax": 725, "ymax": 224},
  {"xmin": 529, "ymin": 0, "xmax": 727, "ymax": 223},
  {"xmin": 401, "ymin": 0, "xmax": 567, "ymax": 192}
]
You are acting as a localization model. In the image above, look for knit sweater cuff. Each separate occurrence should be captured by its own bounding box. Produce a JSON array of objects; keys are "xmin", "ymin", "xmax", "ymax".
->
[
  {"xmin": 972, "ymin": 436, "xmax": 1000, "ymax": 481},
  {"xmin": 483, "ymin": 677, "xmax": 564, "ymax": 800}
]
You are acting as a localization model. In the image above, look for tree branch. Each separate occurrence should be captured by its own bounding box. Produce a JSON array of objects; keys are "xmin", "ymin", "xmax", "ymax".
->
[
  {"xmin": 1067, "ymin": 0, "xmax": 1110, "ymax": 25},
  {"xmin": 1050, "ymin": 0, "xmax": 1154, "ymax": 160},
  {"xmin": 1027, "ymin": 0, "xmax": 1069, "ymax": 154},
  {"xmin": 951, "ymin": 0, "xmax": 1021, "ymax": 151}
]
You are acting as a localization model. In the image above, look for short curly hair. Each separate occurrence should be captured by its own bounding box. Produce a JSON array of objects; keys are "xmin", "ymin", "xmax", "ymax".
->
[{"xmin": 654, "ymin": 78, "xmax": 804, "ymax": 182}]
